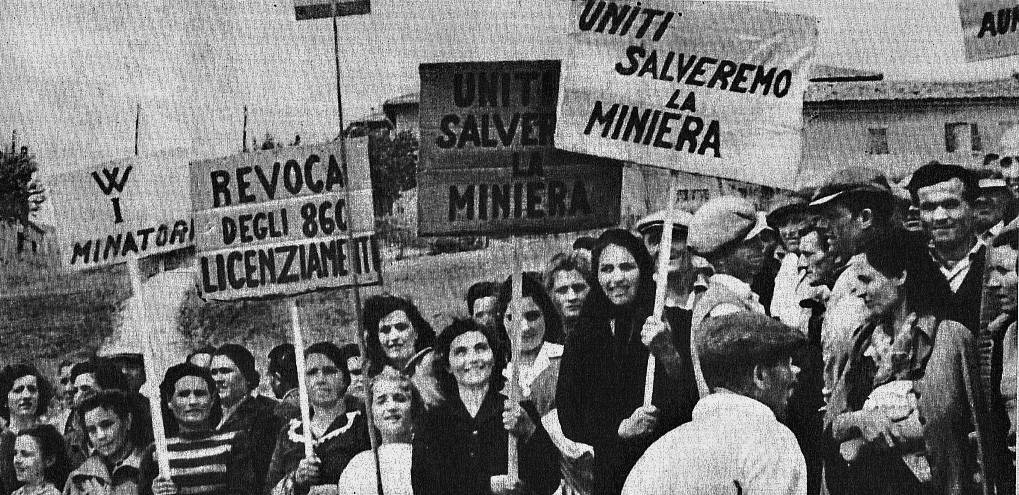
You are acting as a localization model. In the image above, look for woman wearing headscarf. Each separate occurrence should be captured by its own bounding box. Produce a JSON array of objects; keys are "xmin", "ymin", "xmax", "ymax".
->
[
  {"xmin": 139, "ymin": 363, "xmax": 255, "ymax": 495},
  {"xmin": 827, "ymin": 229, "xmax": 980, "ymax": 494},
  {"xmin": 265, "ymin": 342, "xmax": 369, "ymax": 495},
  {"xmin": 336, "ymin": 367, "xmax": 423, "ymax": 495},
  {"xmin": 555, "ymin": 229, "xmax": 691, "ymax": 495},
  {"xmin": 362, "ymin": 295, "xmax": 440, "ymax": 406},
  {"xmin": 411, "ymin": 319, "xmax": 559, "ymax": 495},
  {"xmin": 1, "ymin": 364, "xmax": 56, "ymax": 495}
]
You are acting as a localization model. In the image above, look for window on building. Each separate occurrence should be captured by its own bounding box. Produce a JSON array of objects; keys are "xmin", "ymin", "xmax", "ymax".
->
[
  {"xmin": 867, "ymin": 127, "xmax": 889, "ymax": 155},
  {"xmin": 971, "ymin": 123, "xmax": 982, "ymax": 151},
  {"xmin": 945, "ymin": 122, "xmax": 983, "ymax": 153}
]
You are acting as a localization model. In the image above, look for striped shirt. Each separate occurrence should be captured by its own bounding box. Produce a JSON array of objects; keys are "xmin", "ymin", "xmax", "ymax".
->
[{"xmin": 140, "ymin": 430, "xmax": 255, "ymax": 495}]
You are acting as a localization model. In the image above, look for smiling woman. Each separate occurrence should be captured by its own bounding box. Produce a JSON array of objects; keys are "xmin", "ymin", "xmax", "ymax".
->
[{"xmin": 0, "ymin": 364, "xmax": 54, "ymax": 495}]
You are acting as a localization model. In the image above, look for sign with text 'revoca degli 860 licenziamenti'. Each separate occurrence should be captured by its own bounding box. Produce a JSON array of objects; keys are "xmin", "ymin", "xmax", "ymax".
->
[
  {"xmin": 555, "ymin": 0, "xmax": 817, "ymax": 187},
  {"xmin": 418, "ymin": 60, "xmax": 623, "ymax": 237},
  {"xmin": 49, "ymin": 149, "xmax": 195, "ymax": 270},
  {"xmin": 191, "ymin": 139, "xmax": 380, "ymax": 301}
]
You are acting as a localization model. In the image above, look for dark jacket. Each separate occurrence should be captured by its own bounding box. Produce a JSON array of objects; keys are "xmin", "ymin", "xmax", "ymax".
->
[
  {"xmin": 412, "ymin": 387, "xmax": 560, "ymax": 495},
  {"xmin": 218, "ymin": 394, "xmax": 282, "ymax": 495},
  {"xmin": 945, "ymin": 243, "xmax": 986, "ymax": 335},
  {"xmin": 556, "ymin": 305, "xmax": 695, "ymax": 495},
  {"xmin": 264, "ymin": 410, "xmax": 369, "ymax": 495}
]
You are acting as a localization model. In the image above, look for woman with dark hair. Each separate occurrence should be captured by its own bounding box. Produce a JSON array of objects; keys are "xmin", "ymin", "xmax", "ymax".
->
[
  {"xmin": 412, "ymin": 319, "xmax": 559, "ymax": 495},
  {"xmin": 362, "ymin": 295, "xmax": 440, "ymax": 405},
  {"xmin": 139, "ymin": 363, "xmax": 254, "ymax": 495},
  {"xmin": 827, "ymin": 229, "xmax": 979, "ymax": 494},
  {"xmin": 64, "ymin": 391, "xmax": 146, "ymax": 495},
  {"xmin": 265, "ymin": 342, "xmax": 369, "ymax": 495},
  {"xmin": 11, "ymin": 425, "xmax": 68, "ymax": 495},
  {"xmin": 555, "ymin": 229, "xmax": 693, "ymax": 495},
  {"xmin": 1, "ymin": 364, "xmax": 55, "ymax": 495},
  {"xmin": 337, "ymin": 367, "xmax": 424, "ymax": 495}
]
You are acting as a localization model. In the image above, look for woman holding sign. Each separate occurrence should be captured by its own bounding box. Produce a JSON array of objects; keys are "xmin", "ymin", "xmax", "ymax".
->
[
  {"xmin": 411, "ymin": 319, "xmax": 559, "ymax": 495},
  {"xmin": 555, "ymin": 229, "xmax": 689, "ymax": 495},
  {"xmin": 139, "ymin": 363, "xmax": 255, "ymax": 495},
  {"xmin": 265, "ymin": 342, "xmax": 369, "ymax": 495}
]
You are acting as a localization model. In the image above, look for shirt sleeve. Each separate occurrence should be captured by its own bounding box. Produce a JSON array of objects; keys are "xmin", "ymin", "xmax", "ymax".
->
[{"xmin": 742, "ymin": 427, "xmax": 806, "ymax": 495}]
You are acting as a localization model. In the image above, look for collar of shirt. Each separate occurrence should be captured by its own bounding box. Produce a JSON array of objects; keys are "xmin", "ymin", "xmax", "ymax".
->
[
  {"xmin": 929, "ymin": 239, "xmax": 982, "ymax": 291},
  {"xmin": 710, "ymin": 274, "xmax": 764, "ymax": 311},
  {"xmin": 692, "ymin": 392, "xmax": 777, "ymax": 423}
]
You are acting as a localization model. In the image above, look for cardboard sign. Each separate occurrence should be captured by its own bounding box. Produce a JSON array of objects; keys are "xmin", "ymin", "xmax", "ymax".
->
[
  {"xmin": 49, "ymin": 149, "xmax": 194, "ymax": 270},
  {"xmin": 555, "ymin": 0, "xmax": 817, "ymax": 188},
  {"xmin": 294, "ymin": 0, "xmax": 370, "ymax": 20},
  {"xmin": 191, "ymin": 140, "xmax": 380, "ymax": 300},
  {"xmin": 959, "ymin": 0, "xmax": 1019, "ymax": 61},
  {"xmin": 418, "ymin": 60, "xmax": 622, "ymax": 236}
]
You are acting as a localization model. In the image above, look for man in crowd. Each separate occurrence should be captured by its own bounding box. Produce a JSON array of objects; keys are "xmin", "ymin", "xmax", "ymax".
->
[
  {"xmin": 107, "ymin": 353, "xmax": 145, "ymax": 395},
  {"xmin": 341, "ymin": 343, "xmax": 366, "ymax": 406},
  {"xmin": 973, "ymin": 171, "xmax": 1017, "ymax": 243},
  {"xmin": 267, "ymin": 343, "xmax": 299, "ymax": 421},
  {"xmin": 808, "ymin": 167, "xmax": 897, "ymax": 396},
  {"xmin": 211, "ymin": 344, "xmax": 281, "ymax": 495},
  {"xmin": 768, "ymin": 197, "xmax": 813, "ymax": 327},
  {"xmin": 635, "ymin": 209, "xmax": 707, "ymax": 311},
  {"xmin": 465, "ymin": 281, "xmax": 499, "ymax": 331},
  {"xmin": 998, "ymin": 125, "xmax": 1019, "ymax": 196},
  {"xmin": 688, "ymin": 196, "xmax": 771, "ymax": 398},
  {"xmin": 622, "ymin": 312, "xmax": 807, "ymax": 495},
  {"xmin": 65, "ymin": 359, "xmax": 134, "ymax": 467},
  {"xmin": 906, "ymin": 162, "xmax": 984, "ymax": 333}
]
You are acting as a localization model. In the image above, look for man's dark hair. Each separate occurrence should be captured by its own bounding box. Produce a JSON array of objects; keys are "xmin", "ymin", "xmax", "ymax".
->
[
  {"xmin": 267, "ymin": 344, "xmax": 298, "ymax": 390},
  {"xmin": 906, "ymin": 161, "xmax": 980, "ymax": 204},
  {"xmin": 465, "ymin": 281, "xmax": 499, "ymax": 314},
  {"xmin": 70, "ymin": 358, "xmax": 128, "ymax": 392},
  {"xmin": 698, "ymin": 313, "xmax": 806, "ymax": 393}
]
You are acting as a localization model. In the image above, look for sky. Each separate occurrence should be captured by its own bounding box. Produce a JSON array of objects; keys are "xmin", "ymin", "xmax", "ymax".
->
[{"xmin": 1, "ymin": 0, "xmax": 1017, "ymax": 222}]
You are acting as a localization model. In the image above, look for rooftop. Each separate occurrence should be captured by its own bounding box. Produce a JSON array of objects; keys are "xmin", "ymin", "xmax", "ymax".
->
[{"xmin": 804, "ymin": 77, "xmax": 1019, "ymax": 103}]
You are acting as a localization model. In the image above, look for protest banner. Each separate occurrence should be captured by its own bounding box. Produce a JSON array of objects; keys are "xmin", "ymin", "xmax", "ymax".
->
[
  {"xmin": 418, "ymin": 60, "xmax": 623, "ymax": 236},
  {"xmin": 294, "ymin": 0, "xmax": 369, "ymax": 20},
  {"xmin": 959, "ymin": 0, "xmax": 1019, "ymax": 61},
  {"xmin": 554, "ymin": 0, "xmax": 817, "ymax": 189},
  {"xmin": 49, "ymin": 149, "xmax": 194, "ymax": 270},
  {"xmin": 191, "ymin": 139, "xmax": 381, "ymax": 300}
]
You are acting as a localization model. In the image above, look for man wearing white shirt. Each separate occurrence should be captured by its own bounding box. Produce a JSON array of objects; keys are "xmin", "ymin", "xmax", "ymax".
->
[{"xmin": 622, "ymin": 312, "xmax": 808, "ymax": 495}]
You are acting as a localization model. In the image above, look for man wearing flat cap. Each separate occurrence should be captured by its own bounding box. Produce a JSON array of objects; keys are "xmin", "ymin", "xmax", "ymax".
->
[
  {"xmin": 905, "ymin": 162, "xmax": 984, "ymax": 334},
  {"xmin": 973, "ymin": 170, "xmax": 1017, "ymax": 245},
  {"xmin": 622, "ymin": 312, "xmax": 807, "ymax": 495},
  {"xmin": 687, "ymin": 196, "xmax": 771, "ymax": 397}
]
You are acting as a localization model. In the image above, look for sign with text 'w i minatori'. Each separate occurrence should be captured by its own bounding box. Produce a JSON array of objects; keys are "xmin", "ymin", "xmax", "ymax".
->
[
  {"xmin": 49, "ymin": 149, "xmax": 195, "ymax": 270},
  {"xmin": 417, "ymin": 60, "xmax": 623, "ymax": 237},
  {"xmin": 190, "ymin": 140, "xmax": 380, "ymax": 301},
  {"xmin": 555, "ymin": 0, "xmax": 817, "ymax": 188}
]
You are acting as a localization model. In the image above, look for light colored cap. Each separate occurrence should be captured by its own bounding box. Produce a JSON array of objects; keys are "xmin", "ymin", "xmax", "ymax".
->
[
  {"xmin": 688, "ymin": 196, "xmax": 769, "ymax": 256},
  {"xmin": 635, "ymin": 209, "xmax": 694, "ymax": 235}
]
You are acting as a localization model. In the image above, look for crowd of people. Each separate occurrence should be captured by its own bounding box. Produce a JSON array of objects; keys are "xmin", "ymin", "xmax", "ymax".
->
[{"xmin": 0, "ymin": 159, "xmax": 1017, "ymax": 495}]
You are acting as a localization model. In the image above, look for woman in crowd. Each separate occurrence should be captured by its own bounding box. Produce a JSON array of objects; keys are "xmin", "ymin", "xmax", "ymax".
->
[
  {"xmin": 336, "ymin": 367, "xmax": 423, "ymax": 495},
  {"xmin": 499, "ymin": 272, "xmax": 598, "ymax": 494},
  {"xmin": 63, "ymin": 391, "xmax": 145, "ymax": 495},
  {"xmin": 555, "ymin": 229, "xmax": 692, "ymax": 495},
  {"xmin": 543, "ymin": 252, "xmax": 591, "ymax": 340},
  {"xmin": 266, "ymin": 342, "xmax": 370, "ymax": 495},
  {"xmin": 412, "ymin": 319, "xmax": 559, "ymax": 495},
  {"xmin": 1, "ymin": 364, "xmax": 55, "ymax": 495},
  {"xmin": 11, "ymin": 425, "xmax": 69, "ymax": 495},
  {"xmin": 827, "ymin": 229, "xmax": 978, "ymax": 494},
  {"xmin": 140, "ymin": 363, "xmax": 254, "ymax": 495},
  {"xmin": 362, "ymin": 295, "xmax": 440, "ymax": 406}
]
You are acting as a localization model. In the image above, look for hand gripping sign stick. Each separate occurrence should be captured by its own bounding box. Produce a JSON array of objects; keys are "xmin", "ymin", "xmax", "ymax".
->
[
  {"xmin": 508, "ymin": 236, "xmax": 524, "ymax": 479},
  {"xmin": 126, "ymin": 257, "xmax": 172, "ymax": 478},
  {"xmin": 288, "ymin": 301, "xmax": 316, "ymax": 459},
  {"xmin": 645, "ymin": 172, "xmax": 679, "ymax": 407}
]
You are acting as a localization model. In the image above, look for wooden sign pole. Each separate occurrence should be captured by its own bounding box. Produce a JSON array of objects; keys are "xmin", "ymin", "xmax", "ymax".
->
[
  {"xmin": 508, "ymin": 236, "xmax": 523, "ymax": 478},
  {"xmin": 289, "ymin": 301, "xmax": 316, "ymax": 458},
  {"xmin": 646, "ymin": 171, "xmax": 678, "ymax": 407}
]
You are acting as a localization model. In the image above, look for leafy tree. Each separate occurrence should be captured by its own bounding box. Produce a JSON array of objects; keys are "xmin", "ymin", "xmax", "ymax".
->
[
  {"xmin": 367, "ymin": 130, "xmax": 418, "ymax": 216},
  {"xmin": 0, "ymin": 150, "xmax": 46, "ymax": 223}
]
